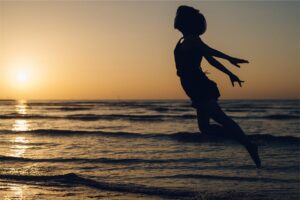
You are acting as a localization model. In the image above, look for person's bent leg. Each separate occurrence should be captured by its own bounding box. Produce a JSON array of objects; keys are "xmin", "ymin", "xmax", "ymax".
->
[
  {"xmin": 206, "ymin": 101, "xmax": 250, "ymax": 145},
  {"xmin": 206, "ymin": 100, "xmax": 261, "ymax": 168}
]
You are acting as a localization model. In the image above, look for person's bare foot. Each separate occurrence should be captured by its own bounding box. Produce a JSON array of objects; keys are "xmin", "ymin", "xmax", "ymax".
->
[{"xmin": 246, "ymin": 143, "xmax": 261, "ymax": 168}]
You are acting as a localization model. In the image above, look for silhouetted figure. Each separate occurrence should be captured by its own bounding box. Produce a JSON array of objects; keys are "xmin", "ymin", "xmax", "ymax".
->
[{"xmin": 174, "ymin": 5, "xmax": 261, "ymax": 168}]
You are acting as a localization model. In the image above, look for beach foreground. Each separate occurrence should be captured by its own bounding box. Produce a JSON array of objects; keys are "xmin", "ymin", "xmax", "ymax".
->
[{"xmin": 0, "ymin": 100, "xmax": 299, "ymax": 199}]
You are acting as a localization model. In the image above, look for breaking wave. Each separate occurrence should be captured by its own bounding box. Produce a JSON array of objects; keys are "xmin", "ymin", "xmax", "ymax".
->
[{"xmin": 0, "ymin": 173, "xmax": 197, "ymax": 198}]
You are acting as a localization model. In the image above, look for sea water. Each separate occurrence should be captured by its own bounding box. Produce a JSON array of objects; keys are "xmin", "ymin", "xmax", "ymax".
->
[{"xmin": 0, "ymin": 100, "xmax": 299, "ymax": 199}]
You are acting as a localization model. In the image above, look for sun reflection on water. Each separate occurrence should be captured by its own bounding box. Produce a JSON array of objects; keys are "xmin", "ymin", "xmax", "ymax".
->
[
  {"xmin": 14, "ymin": 136, "xmax": 28, "ymax": 144},
  {"xmin": 3, "ymin": 184, "xmax": 27, "ymax": 200},
  {"xmin": 11, "ymin": 101, "xmax": 30, "ymax": 157},
  {"xmin": 13, "ymin": 120, "xmax": 29, "ymax": 132},
  {"xmin": 15, "ymin": 100, "xmax": 28, "ymax": 115},
  {"xmin": 6, "ymin": 101, "xmax": 31, "ymax": 199},
  {"xmin": 13, "ymin": 100, "xmax": 30, "ymax": 132},
  {"xmin": 10, "ymin": 136, "xmax": 29, "ymax": 157}
]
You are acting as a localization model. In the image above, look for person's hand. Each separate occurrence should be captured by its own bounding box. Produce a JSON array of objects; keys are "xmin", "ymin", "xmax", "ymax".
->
[
  {"xmin": 229, "ymin": 57, "xmax": 249, "ymax": 68},
  {"xmin": 229, "ymin": 73, "xmax": 244, "ymax": 87}
]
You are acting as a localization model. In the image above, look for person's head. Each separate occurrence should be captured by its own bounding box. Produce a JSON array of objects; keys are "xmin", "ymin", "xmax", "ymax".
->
[{"xmin": 174, "ymin": 5, "xmax": 206, "ymax": 36}]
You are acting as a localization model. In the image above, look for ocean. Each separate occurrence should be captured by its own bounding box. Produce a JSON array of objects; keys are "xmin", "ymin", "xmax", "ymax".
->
[{"xmin": 0, "ymin": 99, "xmax": 299, "ymax": 199}]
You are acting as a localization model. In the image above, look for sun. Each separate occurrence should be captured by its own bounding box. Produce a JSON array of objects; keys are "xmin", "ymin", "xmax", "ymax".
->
[
  {"xmin": 11, "ymin": 67, "xmax": 33, "ymax": 89},
  {"xmin": 16, "ymin": 70, "xmax": 28, "ymax": 83},
  {"xmin": 5, "ymin": 60, "xmax": 38, "ymax": 93}
]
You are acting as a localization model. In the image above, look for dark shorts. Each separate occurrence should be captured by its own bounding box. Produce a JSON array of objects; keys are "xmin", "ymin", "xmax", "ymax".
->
[{"xmin": 180, "ymin": 78, "xmax": 220, "ymax": 109}]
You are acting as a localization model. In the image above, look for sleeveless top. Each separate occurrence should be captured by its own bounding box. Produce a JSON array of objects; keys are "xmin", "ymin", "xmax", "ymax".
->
[
  {"xmin": 174, "ymin": 37, "xmax": 206, "ymax": 78},
  {"xmin": 174, "ymin": 37, "xmax": 220, "ymax": 106}
]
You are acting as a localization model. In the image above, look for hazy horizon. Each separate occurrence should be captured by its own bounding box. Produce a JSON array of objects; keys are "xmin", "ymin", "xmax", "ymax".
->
[
  {"xmin": 0, "ymin": 98, "xmax": 299, "ymax": 101},
  {"xmin": 1, "ymin": 1, "xmax": 299, "ymax": 100}
]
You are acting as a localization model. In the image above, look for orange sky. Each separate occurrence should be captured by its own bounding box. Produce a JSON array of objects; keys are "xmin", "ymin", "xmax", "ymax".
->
[{"xmin": 0, "ymin": 1, "xmax": 299, "ymax": 100}]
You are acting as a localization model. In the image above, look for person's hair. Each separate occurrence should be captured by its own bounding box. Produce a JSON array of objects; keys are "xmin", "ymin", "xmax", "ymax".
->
[{"xmin": 174, "ymin": 5, "xmax": 206, "ymax": 35}]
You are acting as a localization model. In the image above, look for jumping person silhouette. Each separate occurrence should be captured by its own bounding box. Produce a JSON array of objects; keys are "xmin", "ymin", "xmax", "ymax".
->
[{"xmin": 174, "ymin": 5, "xmax": 261, "ymax": 168}]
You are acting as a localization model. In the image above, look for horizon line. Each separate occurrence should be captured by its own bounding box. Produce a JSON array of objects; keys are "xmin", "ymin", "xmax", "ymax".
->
[{"xmin": 0, "ymin": 98, "xmax": 299, "ymax": 101}]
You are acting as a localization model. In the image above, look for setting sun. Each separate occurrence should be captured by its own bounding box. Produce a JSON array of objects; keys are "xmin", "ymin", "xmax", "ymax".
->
[
  {"xmin": 9, "ymin": 66, "xmax": 33, "ymax": 89},
  {"xmin": 4, "ymin": 58, "xmax": 39, "ymax": 90},
  {"xmin": 16, "ymin": 70, "xmax": 28, "ymax": 83}
]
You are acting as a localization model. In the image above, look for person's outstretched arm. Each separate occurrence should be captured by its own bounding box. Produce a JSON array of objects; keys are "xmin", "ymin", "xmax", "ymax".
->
[
  {"xmin": 200, "ymin": 40, "xmax": 249, "ymax": 68},
  {"xmin": 205, "ymin": 55, "xmax": 244, "ymax": 87}
]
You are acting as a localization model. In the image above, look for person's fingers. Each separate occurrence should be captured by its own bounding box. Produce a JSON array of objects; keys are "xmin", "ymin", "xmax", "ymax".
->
[
  {"xmin": 238, "ymin": 80, "xmax": 245, "ymax": 87},
  {"xmin": 237, "ymin": 59, "xmax": 249, "ymax": 64},
  {"xmin": 230, "ymin": 61, "xmax": 240, "ymax": 68}
]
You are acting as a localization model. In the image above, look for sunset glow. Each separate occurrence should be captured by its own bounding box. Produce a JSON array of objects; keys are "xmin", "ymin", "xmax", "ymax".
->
[{"xmin": 0, "ymin": 1, "xmax": 299, "ymax": 100}]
